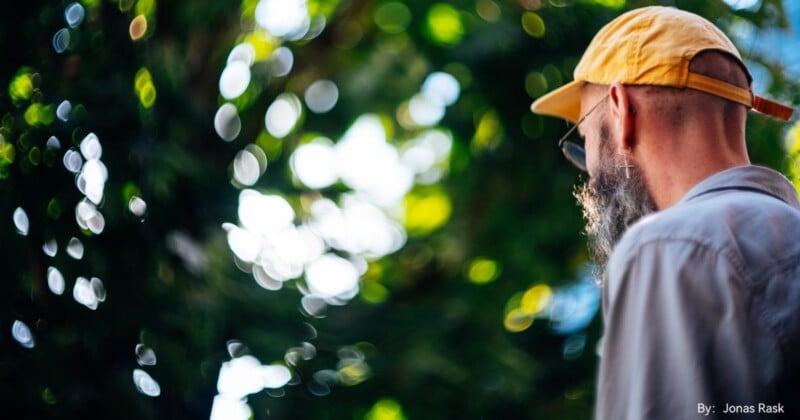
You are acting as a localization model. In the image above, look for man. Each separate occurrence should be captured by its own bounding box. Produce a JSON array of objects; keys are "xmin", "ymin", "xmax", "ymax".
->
[{"xmin": 531, "ymin": 6, "xmax": 800, "ymax": 419}]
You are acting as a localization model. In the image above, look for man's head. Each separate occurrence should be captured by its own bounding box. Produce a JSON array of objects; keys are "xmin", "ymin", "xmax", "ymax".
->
[
  {"xmin": 530, "ymin": 6, "xmax": 793, "ymax": 278},
  {"xmin": 531, "ymin": 6, "xmax": 792, "ymax": 124}
]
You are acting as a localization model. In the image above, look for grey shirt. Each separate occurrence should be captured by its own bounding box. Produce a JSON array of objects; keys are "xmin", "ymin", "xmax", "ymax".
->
[{"xmin": 596, "ymin": 165, "xmax": 800, "ymax": 419}]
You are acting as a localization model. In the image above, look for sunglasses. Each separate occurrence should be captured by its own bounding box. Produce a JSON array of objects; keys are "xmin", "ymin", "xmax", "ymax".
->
[{"xmin": 556, "ymin": 93, "xmax": 609, "ymax": 172}]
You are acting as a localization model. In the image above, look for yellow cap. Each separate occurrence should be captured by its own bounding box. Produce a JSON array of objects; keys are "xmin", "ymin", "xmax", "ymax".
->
[{"xmin": 530, "ymin": 6, "xmax": 793, "ymax": 123}]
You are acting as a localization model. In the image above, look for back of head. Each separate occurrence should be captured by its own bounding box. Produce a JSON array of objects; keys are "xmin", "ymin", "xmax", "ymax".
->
[{"xmin": 633, "ymin": 50, "xmax": 750, "ymax": 133}]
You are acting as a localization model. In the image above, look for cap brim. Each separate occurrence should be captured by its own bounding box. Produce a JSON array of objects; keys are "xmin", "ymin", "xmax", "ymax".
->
[{"xmin": 530, "ymin": 80, "xmax": 583, "ymax": 123}]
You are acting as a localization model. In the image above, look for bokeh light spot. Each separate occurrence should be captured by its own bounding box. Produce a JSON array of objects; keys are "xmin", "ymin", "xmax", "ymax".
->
[
  {"xmin": 214, "ymin": 103, "xmax": 241, "ymax": 142},
  {"xmin": 467, "ymin": 258, "xmax": 501, "ymax": 284},
  {"xmin": 226, "ymin": 339, "xmax": 247, "ymax": 358},
  {"xmin": 265, "ymin": 93, "xmax": 302, "ymax": 138},
  {"xmin": 301, "ymin": 295, "xmax": 328, "ymax": 317},
  {"xmin": 43, "ymin": 239, "xmax": 58, "ymax": 257},
  {"xmin": 63, "ymin": 149, "xmax": 83, "ymax": 173},
  {"xmin": 785, "ymin": 122, "xmax": 800, "ymax": 190},
  {"xmin": 407, "ymin": 141, "xmax": 448, "ymax": 178},
  {"xmin": 270, "ymin": 47, "xmax": 294, "ymax": 77},
  {"xmin": 65, "ymin": 2, "xmax": 86, "ymax": 27},
  {"xmin": 91, "ymin": 277, "xmax": 106, "ymax": 302},
  {"xmin": 306, "ymin": 15, "xmax": 327, "ymax": 40},
  {"xmin": 426, "ymin": 4, "xmax": 464, "ymax": 46},
  {"xmin": 129, "ymin": 15, "xmax": 148, "ymax": 41},
  {"xmin": 24, "ymin": 103, "xmax": 56, "ymax": 127},
  {"xmin": 118, "ymin": 0, "xmax": 135, "ymax": 11},
  {"xmin": 365, "ymin": 398, "xmax": 407, "ymax": 420},
  {"xmin": 217, "ymin": 355, "xmax": 264, "ymax": 397},
  {"xmin": 338, "ymin": 358, "xmax": 372, "ymax": 386},
  {"xmin": 521, "ymin": 284, "xmax": 552, "ymax": 314},
  {"xmin": 547, "ymin": 278, "xmax": 600, "ymax": 335},
  {"xmin": 12, "ymin": 320, "xmax": 35, "ymax": 349},
  {"xmin": 225, "ymin": 224, "xmax": 261, "ymax": 263},
  {"xmin": 75, "ymin": 199, "xmax": 105, "ymax": 234},
  {"xmin": 242, "ymin": 31, "xmax": 279, "ymax": 61},
  {"xmin": 263, "ymin": 364, "xmax": 292, "ymax": 388},
  {"xmin": 219, "ymin": 61, "xmax": 252, "ymax": 100},
  {"xmin": 785, "ymin": 121, "xmax": 800, "ymax": 154},
  {"xmin": 525, "ymin": 71, "xmax": 548, "ymax": 98},
  {"xmin": 13, "ymin": 207, "xmax": 29, "ymax": 236},
  {"xmin": 134, "ymin": 68, "xmax": 156, "ymax": 108},
  {"xmin": 129, "ymin": 196, "xmax": 147, "ymax": 217},
  {"xmin": 360, "ymin": 280, "xmax": 389, "ymax": 304},
  {"xmin": 28, "ymin": 146, "xmax": 42, "ymax": 166},
  {"xmin": 308, "ymin": 195, "xmax": 406, "ymax": 259},
  {"xmin": 290, "ymin": 138, "xmax": 338, "ymax": 189},
  {"xmin": 133, "ymin": 369, "xmax": 161, "ymax": 397},
  {"xmin": 542, "ymin": 64, "xmax": 563, "ymax": 90},
  {"xmin": 73, "ymin": 277, "xmax": 98, "ymax": 309},
  {"xmin": 255, "ymin": 0, "xmax": 310, "ymax": 39},
  {"xmin": 80, "ymin": 132, "xmax": 102, "ymax": 160},
  {"xmin": 253, "ymin": 265, "xmax": 282, "ymax": 291},
  {"xmin": 9, "ymin": 72, "xmax": 34, "ymax": 102},
  {"xmin": 232, "ymin": 146, "xmax": 267, "ymax": 187},
  {"xmin": 136, "ymin": 344, "xmax": 157, "ymax": 366},
  {"xmin": 53, "ymin": 28, "xmax": 71, "ymax": 53},
  {"xmin": 408, "ymin": 93, "xmax": 445, "ymax": 126},
  {"xmin": 421, "ymin": 72, "xmax": 460, "ymax": 106},
  {"xmin": 476, "ymin": 0, "xmax": 501, "ymax": 22},
  {"xmin": 305, "ymin": 254, "xmax": 360, "ymax": 300},
  {"xmin": 217, "ymin": 355, "xmax": 291, "ymax": 398},
  {"xmin": 78, "ymin": 159, "xmax": 108, "ymax": 204},
  {"xmin": 335, "ymin": 114, "xmax": 415, "ymax": 206},
  {"xmin": 238, "ymin": 190, "xmax": 295, "ymax": 235},
  {"xmin": 47, "ymin": 198, "xmax": 62, "ymax": 220},
  {"xmin": 135, "ymin": 0, "xmax": 156, "ymax": 17},
  {"xmin": 563, "ymin": 333, "xmax": 586, "ymax": 360},
  {"xmin": 46, "ymin": 136, "xmax": 61, "ymax": 150},
  {"xmin": 304, "ymin": 80, "xmax": 339, "ymax": 114},
  {"xmin": 227, "ymin": 43, "xmax": 256, "ymax": 66},
  {"xmin": 47, "ymin": 266, "xmax": 65, "ymax": 295},
  {"xmin": 0, "ymin": 140, "xmax": 14, "ymax": 175},
  {"xmin": 139, "ymin": 85, "xmax": 156, "ymax": 108},
  {"xmin": 374, "ymin": 2, "xmax": 412, "ymax": 34},
  {"xmin": 67, "ymin": 237, "xmax": 84, "ymax": 259},
  {"xmin": 403, "ymin": 189, "xmax": 452, "ymax": 235},
  {"xmin": 504, "ymin": 308, "xmax": 535, "ymax": 332},
  {"xmin": 210, "ymin": 394, "xmax": 252, "ymax": 420},
  {"xmin": 42, "ymin": 388, "xmax": 57, "ymax": 405},
  {"xmin": 522, "ymin": 12, "xmax": 546, "ymax": 38},
  {"xmin": 471, "ymin": 109, "xmax": 503, "ymax": 152},
  {"xmin": 56, "ymin": 100, "xmax": 72, "ymax": 122}
]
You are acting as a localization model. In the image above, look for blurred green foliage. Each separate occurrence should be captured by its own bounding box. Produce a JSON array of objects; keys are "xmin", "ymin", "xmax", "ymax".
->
[{"xmin": 0, "ymin": 0, "xmax": 797, "ymax": 419}]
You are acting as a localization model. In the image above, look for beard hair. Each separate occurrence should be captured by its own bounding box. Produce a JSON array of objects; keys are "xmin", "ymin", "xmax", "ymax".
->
[{"xmin": 574, "ymin": 124, "xmax": 656, "ymax": 285}]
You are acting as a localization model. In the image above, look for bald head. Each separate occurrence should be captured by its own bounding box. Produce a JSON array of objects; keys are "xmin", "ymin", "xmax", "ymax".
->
[{"xmin": 629, "ymin": 51, "xmax": 750, "ymax": 140}]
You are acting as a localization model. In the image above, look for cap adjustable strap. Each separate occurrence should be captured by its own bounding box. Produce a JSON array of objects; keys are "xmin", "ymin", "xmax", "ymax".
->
[
  {"xmin": 753, "ymin": 96, "xmax": 794, "ymax": 121},
  {"xmin": 686, "ymin": 72, "xmax": 794, "ymax": 121}
]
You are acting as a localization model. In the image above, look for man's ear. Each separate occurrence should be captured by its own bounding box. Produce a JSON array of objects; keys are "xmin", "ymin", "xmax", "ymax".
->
[{"xmin": 608, "ymin": 82, "xmax": 636, "ymax": 152}]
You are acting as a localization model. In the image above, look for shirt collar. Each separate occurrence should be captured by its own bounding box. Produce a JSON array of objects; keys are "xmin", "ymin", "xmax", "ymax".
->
[{"xmin": 679, "ymin": 165, "xmax": 800, "ymax": 209}]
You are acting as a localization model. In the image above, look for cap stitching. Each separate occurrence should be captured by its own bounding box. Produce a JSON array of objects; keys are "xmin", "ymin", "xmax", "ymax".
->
[{"xmin": 628, "ymin": 14, "xmax": 655, "ymax": 84}]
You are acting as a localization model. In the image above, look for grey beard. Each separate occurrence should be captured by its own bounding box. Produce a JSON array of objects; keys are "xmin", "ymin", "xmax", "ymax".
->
[{"xmin": 574, "ymin": 163, "xmax": 656, "ymax": 285}]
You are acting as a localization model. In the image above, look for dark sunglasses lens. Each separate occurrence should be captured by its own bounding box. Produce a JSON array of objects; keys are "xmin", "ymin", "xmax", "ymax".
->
[{"xmin": 561, "ymin": 141, "xmax": 587, "ymax": 172}]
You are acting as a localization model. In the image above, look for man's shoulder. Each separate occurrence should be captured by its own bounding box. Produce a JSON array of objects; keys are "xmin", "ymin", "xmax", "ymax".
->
[{"xmin": 611, "ymin": 187, "xmax": 800, "ymax": 273}]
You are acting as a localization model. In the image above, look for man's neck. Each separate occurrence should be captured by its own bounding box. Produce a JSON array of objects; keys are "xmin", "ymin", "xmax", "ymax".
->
[{"xmin": 638, "ymin": 130, "xmax": 750, "ymax": 209}]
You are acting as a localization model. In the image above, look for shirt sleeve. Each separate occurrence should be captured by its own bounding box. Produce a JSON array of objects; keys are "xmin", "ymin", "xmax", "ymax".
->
[{"xmin": 594, "ymin": 238, "xmax": 769, "ymax": 420}]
